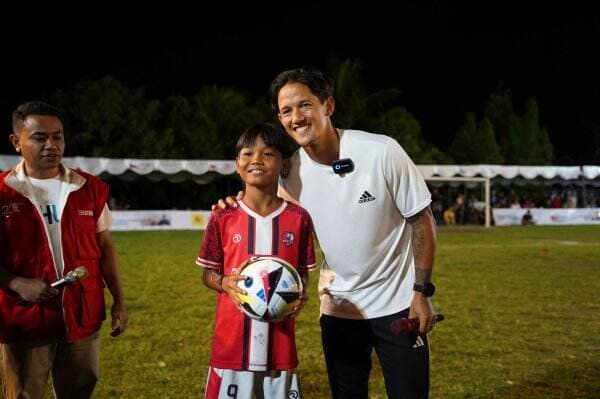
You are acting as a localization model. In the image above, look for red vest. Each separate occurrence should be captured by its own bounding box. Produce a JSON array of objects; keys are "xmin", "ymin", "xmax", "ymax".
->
[{"xmin": 0, "ymin": 168, "xmax": 109, "ymax": 343}]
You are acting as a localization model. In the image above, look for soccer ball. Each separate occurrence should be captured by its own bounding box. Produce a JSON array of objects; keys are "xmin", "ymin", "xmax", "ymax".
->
[{"xmin": 236, "ymin": 257, "xmax": 303, "ymax": 322}]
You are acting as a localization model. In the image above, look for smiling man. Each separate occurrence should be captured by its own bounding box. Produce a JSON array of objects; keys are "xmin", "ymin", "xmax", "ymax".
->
[
  {"xmin": 271, "ymin": 68, "xmax": 439, "ymax": 399},
  {"xmin": 0, "ymin": 101, "xmax": 128, "ymax": 399}
]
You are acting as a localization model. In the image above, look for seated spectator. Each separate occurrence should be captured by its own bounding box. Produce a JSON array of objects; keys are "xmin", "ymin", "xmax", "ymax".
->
[
  {"xmin": 550, "ymin": 193, "xmax": 562, "ymax": 208},
  {"xmin": 454, "ymin": 194, "xmax": 466, "ymax": 223},
  {"xmin": 565, "ymin": 191, "xmax": 578, "ymax": 208},
  {"xmin": 430, "ymin": 188, "xmax": 444, "ymax": 225},
  {"xmin": 509, "ymin": 193, "xmax": 521, "ymax": 209},
  {"xmin": 521, "ymin": 209, "xmax": 535, "ymax": 225},
  {"xmin": 443, "ymin": 207, "xmax": 456, "ymax": 224}
]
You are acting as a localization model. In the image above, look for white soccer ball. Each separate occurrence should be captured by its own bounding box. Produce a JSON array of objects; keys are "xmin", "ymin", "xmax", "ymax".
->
[{"xmin": 236, "ymin": 257, "xmax": 303, "ymax": 322}]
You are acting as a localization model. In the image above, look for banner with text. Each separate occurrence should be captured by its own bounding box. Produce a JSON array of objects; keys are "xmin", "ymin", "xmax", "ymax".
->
[
  {"xmin": 110, "ymin": 210, "xmax": 211, "ymax": 231},
  {"xmin": 492, "ymin": 208, "xmax": 600, "ymax": 226}
]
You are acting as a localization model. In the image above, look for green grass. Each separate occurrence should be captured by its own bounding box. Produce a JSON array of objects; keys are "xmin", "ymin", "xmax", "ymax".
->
[{"xmin": 7, "ymin": 226, "xmax": 600, "ymax": 398}]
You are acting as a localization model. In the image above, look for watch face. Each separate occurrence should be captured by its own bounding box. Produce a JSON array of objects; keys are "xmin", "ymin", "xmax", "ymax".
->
[
  {"xmin": 415, "ymin": 283, "xmax": 435, "ymax": 297},
  {"xmin": 424, "ymin": 283, "xmax": 435, "ymax": 296}
]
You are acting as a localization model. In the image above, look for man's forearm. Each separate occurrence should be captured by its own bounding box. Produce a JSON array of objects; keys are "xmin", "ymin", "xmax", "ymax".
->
[
  {"xmin": 101, "ymin": 252, "xmax": 125, "ymax": 303},
  {"xmin": 98, "ymin": 231, "xmax": 125, "ymax": 303},
  {"xmin": 407, "ymin": 206, "xmax": 437, "ymax": 283},
  {"xmin": 102, "ymin": 261, "xmax": 125, "ymax": 303}
]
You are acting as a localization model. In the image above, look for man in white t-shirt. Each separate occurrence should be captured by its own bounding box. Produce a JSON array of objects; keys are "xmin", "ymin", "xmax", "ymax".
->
[
  {"xmin": 220, "ymin": 68, "xmax": 438, "ymax": 398},
  {"xmin": 271, "ymin": 68, "xmax": 438, "ymax": 399}
]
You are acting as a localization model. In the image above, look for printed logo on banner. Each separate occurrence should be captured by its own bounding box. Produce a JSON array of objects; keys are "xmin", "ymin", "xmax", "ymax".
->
[{"xmin": 191, "ymin": 213, "xmax": 206, "ymax": 227}]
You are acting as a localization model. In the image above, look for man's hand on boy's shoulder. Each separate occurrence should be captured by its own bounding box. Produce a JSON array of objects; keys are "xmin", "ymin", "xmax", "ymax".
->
[{"xmin": 211, "ymin": 191, "xmax": 244, "ymax": 211}]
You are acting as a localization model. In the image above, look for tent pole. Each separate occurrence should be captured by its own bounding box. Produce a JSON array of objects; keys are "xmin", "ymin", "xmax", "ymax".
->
[{"xmin": 485, "ymin": 177, "xmax": 491, "ymax": 228}]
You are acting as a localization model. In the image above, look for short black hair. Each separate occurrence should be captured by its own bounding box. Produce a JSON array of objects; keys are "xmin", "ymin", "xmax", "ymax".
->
[
  {"xmin": 269, "ymin": 67, "xmax": 334, "ymax": 113},
  {"xmin": 12, "ymin": 101, "xmax": 63, "ymax": 132},
  {"xmin": 236, "ymin": 122, "xmax": 297, "ymax": 159}
]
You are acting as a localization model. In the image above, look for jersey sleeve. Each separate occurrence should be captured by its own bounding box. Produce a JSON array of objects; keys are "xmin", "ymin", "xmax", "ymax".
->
[
  {"xmin": 196, "ymin": 213, "xmax": 224, "ymax": 271},
  {"xmin": 383, "ymin": 138, "xmax": 431, "ymax": 218},
  {"xmin": 297, "ymin": 212, "xmax": 316, "ymax": 271}
]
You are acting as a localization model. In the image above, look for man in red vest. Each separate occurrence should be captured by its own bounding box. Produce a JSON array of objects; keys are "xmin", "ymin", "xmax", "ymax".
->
[{"xmin": 0, "ymin": 101, "xmax": 128, "ymax": 399}]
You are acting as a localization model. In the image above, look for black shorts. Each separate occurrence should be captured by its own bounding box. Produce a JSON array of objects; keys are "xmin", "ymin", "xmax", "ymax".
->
[{"xmin": 320, "ymin": 308, "xmax": 429, "ymax": 399}]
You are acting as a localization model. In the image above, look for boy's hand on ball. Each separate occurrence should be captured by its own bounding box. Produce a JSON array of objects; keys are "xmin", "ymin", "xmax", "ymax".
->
[{"xmin": 222, "ymin": 274, "xmax": 248, "ymax": 309}]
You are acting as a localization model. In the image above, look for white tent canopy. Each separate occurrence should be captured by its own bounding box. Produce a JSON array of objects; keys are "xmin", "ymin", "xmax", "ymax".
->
[
  {"xmin": 0, "ymin": 155, "xmax": 237, "ymax": 184},
  {"xmin": 418, "ymin": 164, "xmax": 585, "ymax": 180},
  {"xmin": 1, "ymin": 155, "xmax": 599, "ymax": 182},
  {"xmin": 582, "ymin": 165, "xmax": 600, "ymax": 180}
]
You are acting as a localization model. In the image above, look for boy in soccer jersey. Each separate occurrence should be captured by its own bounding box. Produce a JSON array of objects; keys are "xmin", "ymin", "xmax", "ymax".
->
[{"xmin": 196, "ymin": 122, "xmax": 316, "ymax": 399}]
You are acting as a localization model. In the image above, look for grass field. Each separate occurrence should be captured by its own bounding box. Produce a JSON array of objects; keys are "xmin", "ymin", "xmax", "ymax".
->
[{"xmin": 8, "ymin": 226, "xmax": 600, "ymax": 398}]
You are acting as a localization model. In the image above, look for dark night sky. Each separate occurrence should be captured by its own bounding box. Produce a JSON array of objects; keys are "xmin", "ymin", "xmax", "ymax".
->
[{"xmin": 1, "ymin": 4, "xmax": 599, "ymax": 164}]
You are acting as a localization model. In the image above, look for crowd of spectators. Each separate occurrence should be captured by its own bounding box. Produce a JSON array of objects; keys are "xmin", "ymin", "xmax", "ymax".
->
[{"xmin": 430, "ymin": 185, "xmax": 600, "ymax": 225}]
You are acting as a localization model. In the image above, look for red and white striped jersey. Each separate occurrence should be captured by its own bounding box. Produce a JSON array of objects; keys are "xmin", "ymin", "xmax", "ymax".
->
[{"xmin": 196, "ymin": 200, "xmax": 315, "ymax": 371}]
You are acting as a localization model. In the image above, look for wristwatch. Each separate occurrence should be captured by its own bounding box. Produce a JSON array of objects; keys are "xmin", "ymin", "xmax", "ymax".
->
[{"xmin": 413, "ymin": 282, "xmax": 436, "ymax": 297}]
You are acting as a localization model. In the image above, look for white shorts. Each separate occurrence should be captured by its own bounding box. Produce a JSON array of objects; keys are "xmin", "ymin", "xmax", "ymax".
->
[{"xmin": 204, "ymin": 367, "xmax": 301, "ymax": 399}]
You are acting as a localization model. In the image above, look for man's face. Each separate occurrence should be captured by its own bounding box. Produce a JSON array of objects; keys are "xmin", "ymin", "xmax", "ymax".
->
[
  {"xmin": 10, "ymin": 114, "xmax": 65, "ymax": 178},
  {"xmin": 235, "ymin": 136, "xmax": 282, "ymax": 190},
  {"xmin": 277, "ymin": 82, "xmax": 334, "ymax": 148}
]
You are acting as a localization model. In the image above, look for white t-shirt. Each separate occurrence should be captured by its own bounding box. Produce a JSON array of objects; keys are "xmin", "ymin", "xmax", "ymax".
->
[
  {"xmin": 28, "ymin": 175, "xmax": 111, "ymax": 277},
  {"xmin": 29, "ymin": 176, "xmax": 70, "ymax": 277},
  {"xmin": 280, "ymin": 129, "xmax": 431, "ymax": 319}
]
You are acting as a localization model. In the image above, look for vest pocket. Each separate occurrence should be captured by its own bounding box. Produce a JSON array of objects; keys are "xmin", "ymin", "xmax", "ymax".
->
[
  {"xmin": 2, "ymin": 211, "xmax": 38, "ymax": 254},
  {"xmin": 74, "ymin": 217, "xmax": 101, "ymax": 259},
  {"xmin": 79, "ymin": 278, "xmax": 106, "ymax": 327}
]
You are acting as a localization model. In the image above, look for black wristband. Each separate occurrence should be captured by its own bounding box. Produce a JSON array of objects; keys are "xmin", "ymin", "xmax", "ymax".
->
[{"xmin": 413, "ymin": 282, "xmax": 436, "ymax": 297}]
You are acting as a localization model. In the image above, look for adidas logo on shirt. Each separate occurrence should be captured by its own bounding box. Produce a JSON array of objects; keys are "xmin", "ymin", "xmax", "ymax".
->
[{"xmin": 358, "ymin": 191, "xmax": 376, "ymax": 204}]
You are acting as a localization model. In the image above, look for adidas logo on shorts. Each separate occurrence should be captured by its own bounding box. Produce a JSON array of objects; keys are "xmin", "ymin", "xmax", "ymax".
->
[
  {"xmin": 413, "ymin": 335, "xmax": 425, "ymax": 348},
  {"xmin": 358, "ymin": 191, "xmax": 376, "ymax": 204}
]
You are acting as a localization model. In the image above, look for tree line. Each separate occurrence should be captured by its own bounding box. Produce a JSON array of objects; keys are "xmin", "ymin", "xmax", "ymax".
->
[{"xmin": 49, "ymin": 58, "xmax": 553, "ymax": 166}]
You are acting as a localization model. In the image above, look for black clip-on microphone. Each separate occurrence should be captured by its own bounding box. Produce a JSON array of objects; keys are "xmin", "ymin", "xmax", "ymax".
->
[{"xmin": 332, "ymin": 158, "xmax": 354, "ymax": 175}]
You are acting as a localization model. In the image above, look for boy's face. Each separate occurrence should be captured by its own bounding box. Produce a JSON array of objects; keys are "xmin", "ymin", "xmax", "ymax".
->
[{"xmin": 235, "ymin": 136, "xmax": 282, "ymax": 189}]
